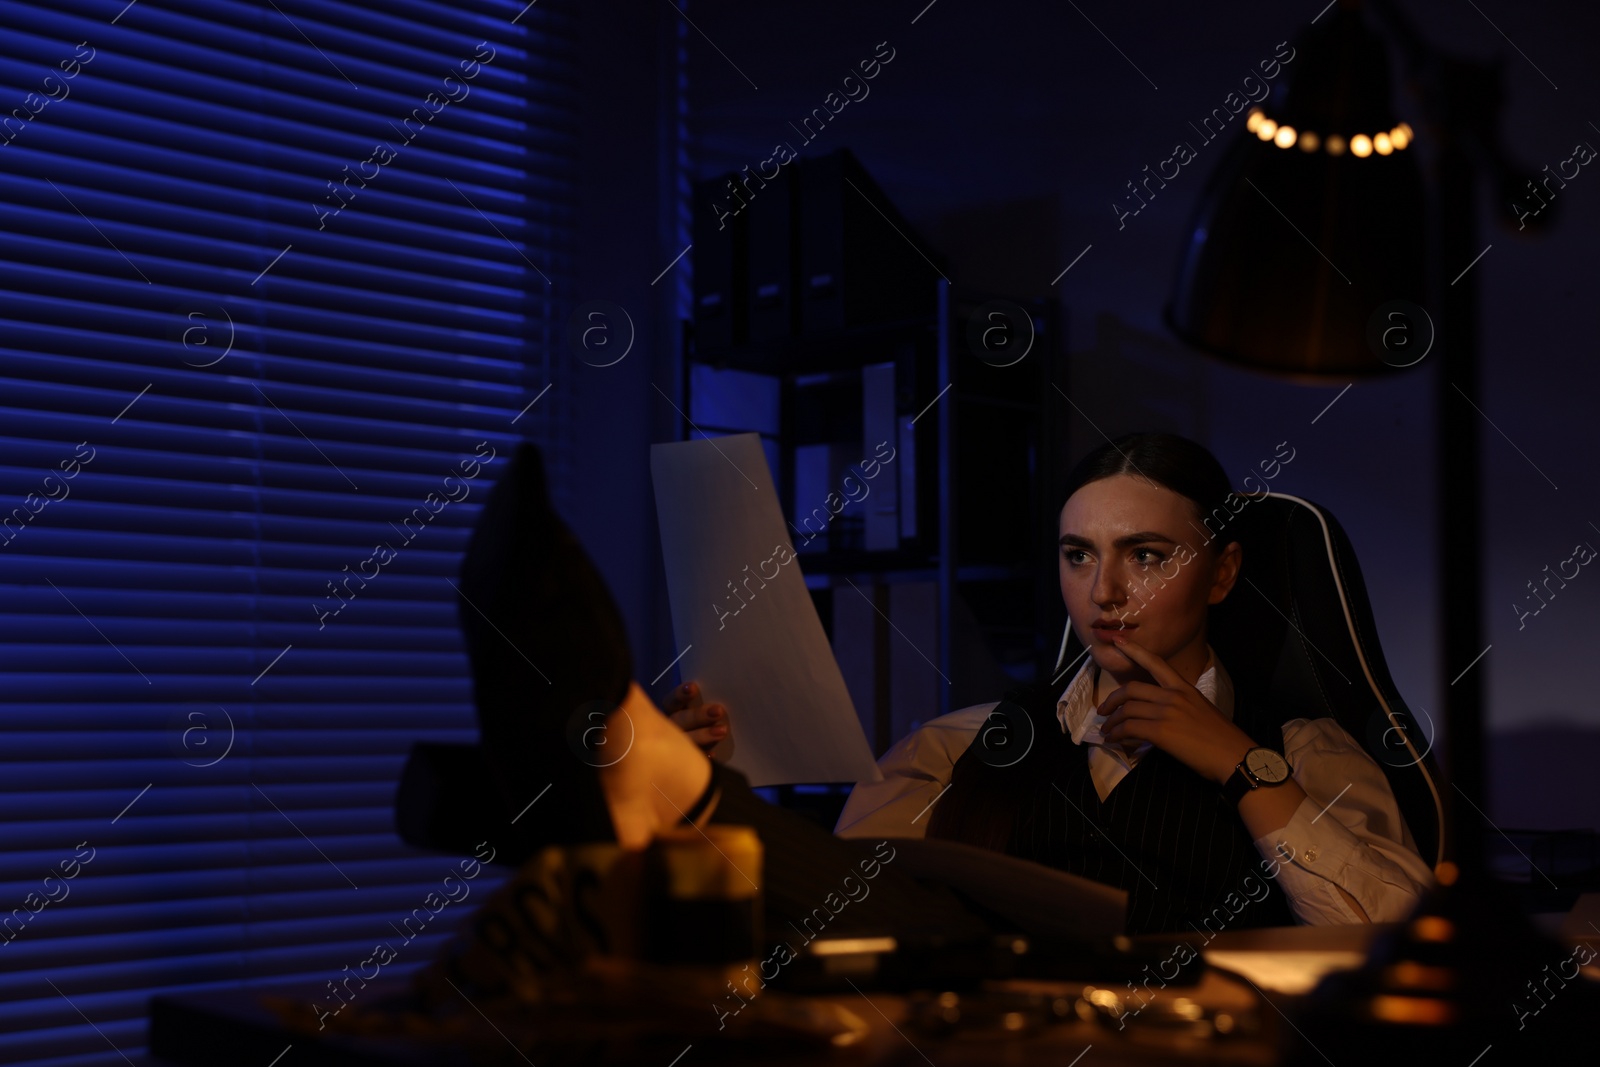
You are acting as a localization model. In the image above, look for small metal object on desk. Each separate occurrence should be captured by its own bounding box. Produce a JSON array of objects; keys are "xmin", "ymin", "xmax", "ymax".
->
[
  {"xmin": 909, "ymin": 988, "xmax": 1078, "ymax": 1039},
  {"xmin": 1076, "ymin": 984, "xmax": 1261, "ymax": 1039},
  {"xmin": 909, "ymin": 983, "xmax": 1262, "ymax": 1043}
]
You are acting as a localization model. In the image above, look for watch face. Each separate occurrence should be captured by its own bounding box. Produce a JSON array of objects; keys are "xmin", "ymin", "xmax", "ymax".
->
[{"xmin": 1246, "ymin": 747, "xmax": 1290, "ymax": 784}]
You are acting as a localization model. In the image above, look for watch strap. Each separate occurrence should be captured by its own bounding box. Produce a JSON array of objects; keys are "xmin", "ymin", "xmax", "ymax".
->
[{"xmin": 1222, "ymin": 762, "xmax": 1256, "ymax": 806}]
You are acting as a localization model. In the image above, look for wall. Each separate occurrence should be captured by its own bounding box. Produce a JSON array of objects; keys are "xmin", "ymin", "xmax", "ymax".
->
[{"xmin": 567, "ymin": 0, "xmax": 690, "ymax": 681}]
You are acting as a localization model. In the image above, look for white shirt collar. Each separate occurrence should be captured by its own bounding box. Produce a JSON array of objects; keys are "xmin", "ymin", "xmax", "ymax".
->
[{"xmin": 1055, "ymin": 642, "xmax": 1234, "ymax": 745}]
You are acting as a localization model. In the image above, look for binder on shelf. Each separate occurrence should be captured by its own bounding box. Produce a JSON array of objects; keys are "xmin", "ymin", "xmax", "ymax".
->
[
  {"xmin": 792, "ymin": 442, "xmax": 863, "ymax": 554},
  {"xmin": 861, "ymin": 362, "xmax": 900, "ymax": 552},
  {"xmin": 691, "ymin": 173, "xmax": 747, "ymax": 354},
  {"xmin": 897, "ymin": 412, "xmax": 918, "ymax": 542},
  {"xmin": 798, "ymin": 149, "xmax": 943, "ymax": 340},
  {"xmin": 745, "ymin": 164, "xmax": 798, "ymax": 345}
]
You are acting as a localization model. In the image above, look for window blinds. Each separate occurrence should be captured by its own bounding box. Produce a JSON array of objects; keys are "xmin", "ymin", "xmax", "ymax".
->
[{"xmin": 0, "ymin": 0, "xmax": 575, "ymax": 1062}]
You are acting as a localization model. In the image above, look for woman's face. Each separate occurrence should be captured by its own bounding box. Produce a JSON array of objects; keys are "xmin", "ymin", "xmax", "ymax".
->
[{"xmin": 1057, "ymin": 473, "xmax": 1239, "ymax": 680}]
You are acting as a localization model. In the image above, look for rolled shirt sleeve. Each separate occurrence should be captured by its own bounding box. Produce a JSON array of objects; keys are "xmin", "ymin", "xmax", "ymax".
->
[
  {"xmin": 1253, "ymin": 716, "xmax": 1437, "ymax": 924},
  {"xmin": 834, "ymin": 703, "xmax": 995, "ymax": 840}
]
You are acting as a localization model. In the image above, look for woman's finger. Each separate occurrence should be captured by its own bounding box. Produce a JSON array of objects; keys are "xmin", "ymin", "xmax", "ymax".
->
[
  {"xmin": 670, "ymin": 700, "xmax": 729, "ymax": 735},
  {"xmin": 1102, "ymin": 699, "xmax": 1165, "ymax": 732},
  {"xmin": 670, "ymin": 706, "xmax": 714, "ymax": 731},
  {"xmin": 1097, "ymin": 681, "xmax": 1172, "ymax": 717},
  {"xmin": 664, "ymin": 680, "xmax": 703, "ymax": 715},
  {"xmin": 1107, "ymin": 633, "xmax": 1191, "ymax": 690},
  {"xmin": 686, "ymin": 723, "xmax": 729, "ymax": 749},
  {"xmin": 1103, "ymin": 714, "xmax": 1157, "ymax": 744}
]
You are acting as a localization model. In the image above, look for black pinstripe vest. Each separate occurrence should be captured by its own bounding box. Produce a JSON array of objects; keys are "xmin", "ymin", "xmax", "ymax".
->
[{"xmin": 927, "ymin": 681, "xmax": 1297, "ymax": 935}]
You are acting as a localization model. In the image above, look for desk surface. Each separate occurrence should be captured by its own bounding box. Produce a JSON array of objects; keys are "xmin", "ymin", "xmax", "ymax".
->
[{"xmin": 150, "ymin": 925, "xmax": 1401, "ymax": 1067}]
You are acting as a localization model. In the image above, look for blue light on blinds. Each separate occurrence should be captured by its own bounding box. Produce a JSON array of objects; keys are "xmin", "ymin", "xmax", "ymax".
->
[{"xmin": 0, "ymin": 0, "xmax": 576, "ymax": 1062}]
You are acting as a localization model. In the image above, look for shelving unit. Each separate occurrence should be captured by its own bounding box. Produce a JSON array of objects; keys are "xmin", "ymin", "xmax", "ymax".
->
[
  {"xmin": 678, "ymin": 149, "xmax": 1071, "ymax": 819},
  {"xmin": 678, "ymin": 279, "xmax": 1069, "ymax": 755}
]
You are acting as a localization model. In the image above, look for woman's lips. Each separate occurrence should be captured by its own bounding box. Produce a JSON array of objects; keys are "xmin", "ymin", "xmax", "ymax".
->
[{"xmin": 1091, "ymin": 622, "xmax": 1135, "ymax": 642}]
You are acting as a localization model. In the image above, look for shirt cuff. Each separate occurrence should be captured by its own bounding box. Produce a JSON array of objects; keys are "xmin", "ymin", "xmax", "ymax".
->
[{"xmin": 1252, "ymin": 794, "xmax": 1366, "ymax": 924}]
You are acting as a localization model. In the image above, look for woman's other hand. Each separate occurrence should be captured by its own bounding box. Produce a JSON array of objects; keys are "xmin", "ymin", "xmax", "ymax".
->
[{"xmin": 663, "ymin": 681, "xmax": 729, "ymax": 754}]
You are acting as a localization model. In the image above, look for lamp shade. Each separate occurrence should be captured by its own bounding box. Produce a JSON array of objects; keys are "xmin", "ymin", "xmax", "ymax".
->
[{"xmin": 1167, "ymin": 6, "xmax": 1426, "ymax": 376}]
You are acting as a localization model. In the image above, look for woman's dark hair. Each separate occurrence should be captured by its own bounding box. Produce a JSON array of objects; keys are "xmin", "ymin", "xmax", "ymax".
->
[{"xmin": 1055, "ymin": 432, "xmax": 1237, "ymax": 553}]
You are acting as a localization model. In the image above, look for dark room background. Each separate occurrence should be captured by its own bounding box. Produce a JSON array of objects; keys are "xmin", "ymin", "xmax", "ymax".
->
[{"xmin": 1, "ymin": 0, "xmax": 1596, "ymax": 1063}]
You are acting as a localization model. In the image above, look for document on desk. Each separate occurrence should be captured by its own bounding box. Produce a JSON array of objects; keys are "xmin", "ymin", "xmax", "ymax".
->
[
  {"xmin": 651, "ymin": 433, "xmax": 882, "ymax": 787},
  {"xmin": 886, "ymin": 838, "xmax": 1127, "ymax": 940}
]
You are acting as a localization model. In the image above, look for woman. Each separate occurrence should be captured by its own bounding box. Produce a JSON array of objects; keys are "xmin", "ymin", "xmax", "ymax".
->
[{"xmin": 673, "ymin": 433, "xmax": 1435, "ymax": 934}]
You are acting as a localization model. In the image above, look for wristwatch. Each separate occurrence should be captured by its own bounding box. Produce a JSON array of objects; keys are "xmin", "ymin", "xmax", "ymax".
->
[{"xmin": 1222, "ymin": 746, "xmax": 1290, "ymax": 805}]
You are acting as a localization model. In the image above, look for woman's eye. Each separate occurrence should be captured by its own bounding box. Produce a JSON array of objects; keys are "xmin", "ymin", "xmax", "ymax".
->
[
  {"xmin": 1062, "ymin": 549, "xmax": 1089, "ymax": 566},
  {"xmin": 1132, "ymin": 548, "xmax": 1165, "ymax": 566}
]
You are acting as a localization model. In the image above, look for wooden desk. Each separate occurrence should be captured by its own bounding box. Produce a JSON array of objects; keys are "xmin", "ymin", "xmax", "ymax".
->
[{"xmin": 150, "ymin": 925, "xmax": 1393, "ymax": 1066}]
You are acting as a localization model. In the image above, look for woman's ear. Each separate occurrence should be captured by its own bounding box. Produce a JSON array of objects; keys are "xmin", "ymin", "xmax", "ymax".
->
[{"xmin": 1207, "ymin": 540, "xmax": 1243, "ymax": 604}]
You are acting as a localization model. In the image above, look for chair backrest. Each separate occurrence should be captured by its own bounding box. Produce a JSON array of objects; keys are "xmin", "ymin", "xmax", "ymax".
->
[{"xmin": 1050, "ymin": 491, "xmax": 1445, "ymax": 867}]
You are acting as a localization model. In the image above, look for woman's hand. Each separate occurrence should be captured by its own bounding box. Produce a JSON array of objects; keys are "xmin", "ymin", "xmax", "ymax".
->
[
  {"xmin": 663, "ymin": 680, "xmax": 729, "ymax": 754},
  {"xmin": 1097, "ymin": 634, "xmax": 1255, "ymax": 785}
]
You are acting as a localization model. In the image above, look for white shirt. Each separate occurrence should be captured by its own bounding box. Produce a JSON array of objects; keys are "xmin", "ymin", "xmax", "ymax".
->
[{"xmin": 835, "ymin": 644, "xmax": 1437, "ymax": 925}]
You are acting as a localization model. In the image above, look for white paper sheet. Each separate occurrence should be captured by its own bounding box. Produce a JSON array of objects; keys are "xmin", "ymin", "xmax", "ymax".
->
[
  {"xmin": 1201, "ymin": 950, "xmax": 1368, "ymax": 995},
  {"xmin": 651, "ymin": 433, "xmax": 882, "ymax": 786}
]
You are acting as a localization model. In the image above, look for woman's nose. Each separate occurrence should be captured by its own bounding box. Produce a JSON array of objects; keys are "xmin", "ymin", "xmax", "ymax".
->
[{"xmin": 1091, "ymin": 565, "xmax": 1126, "ymax": 608}]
